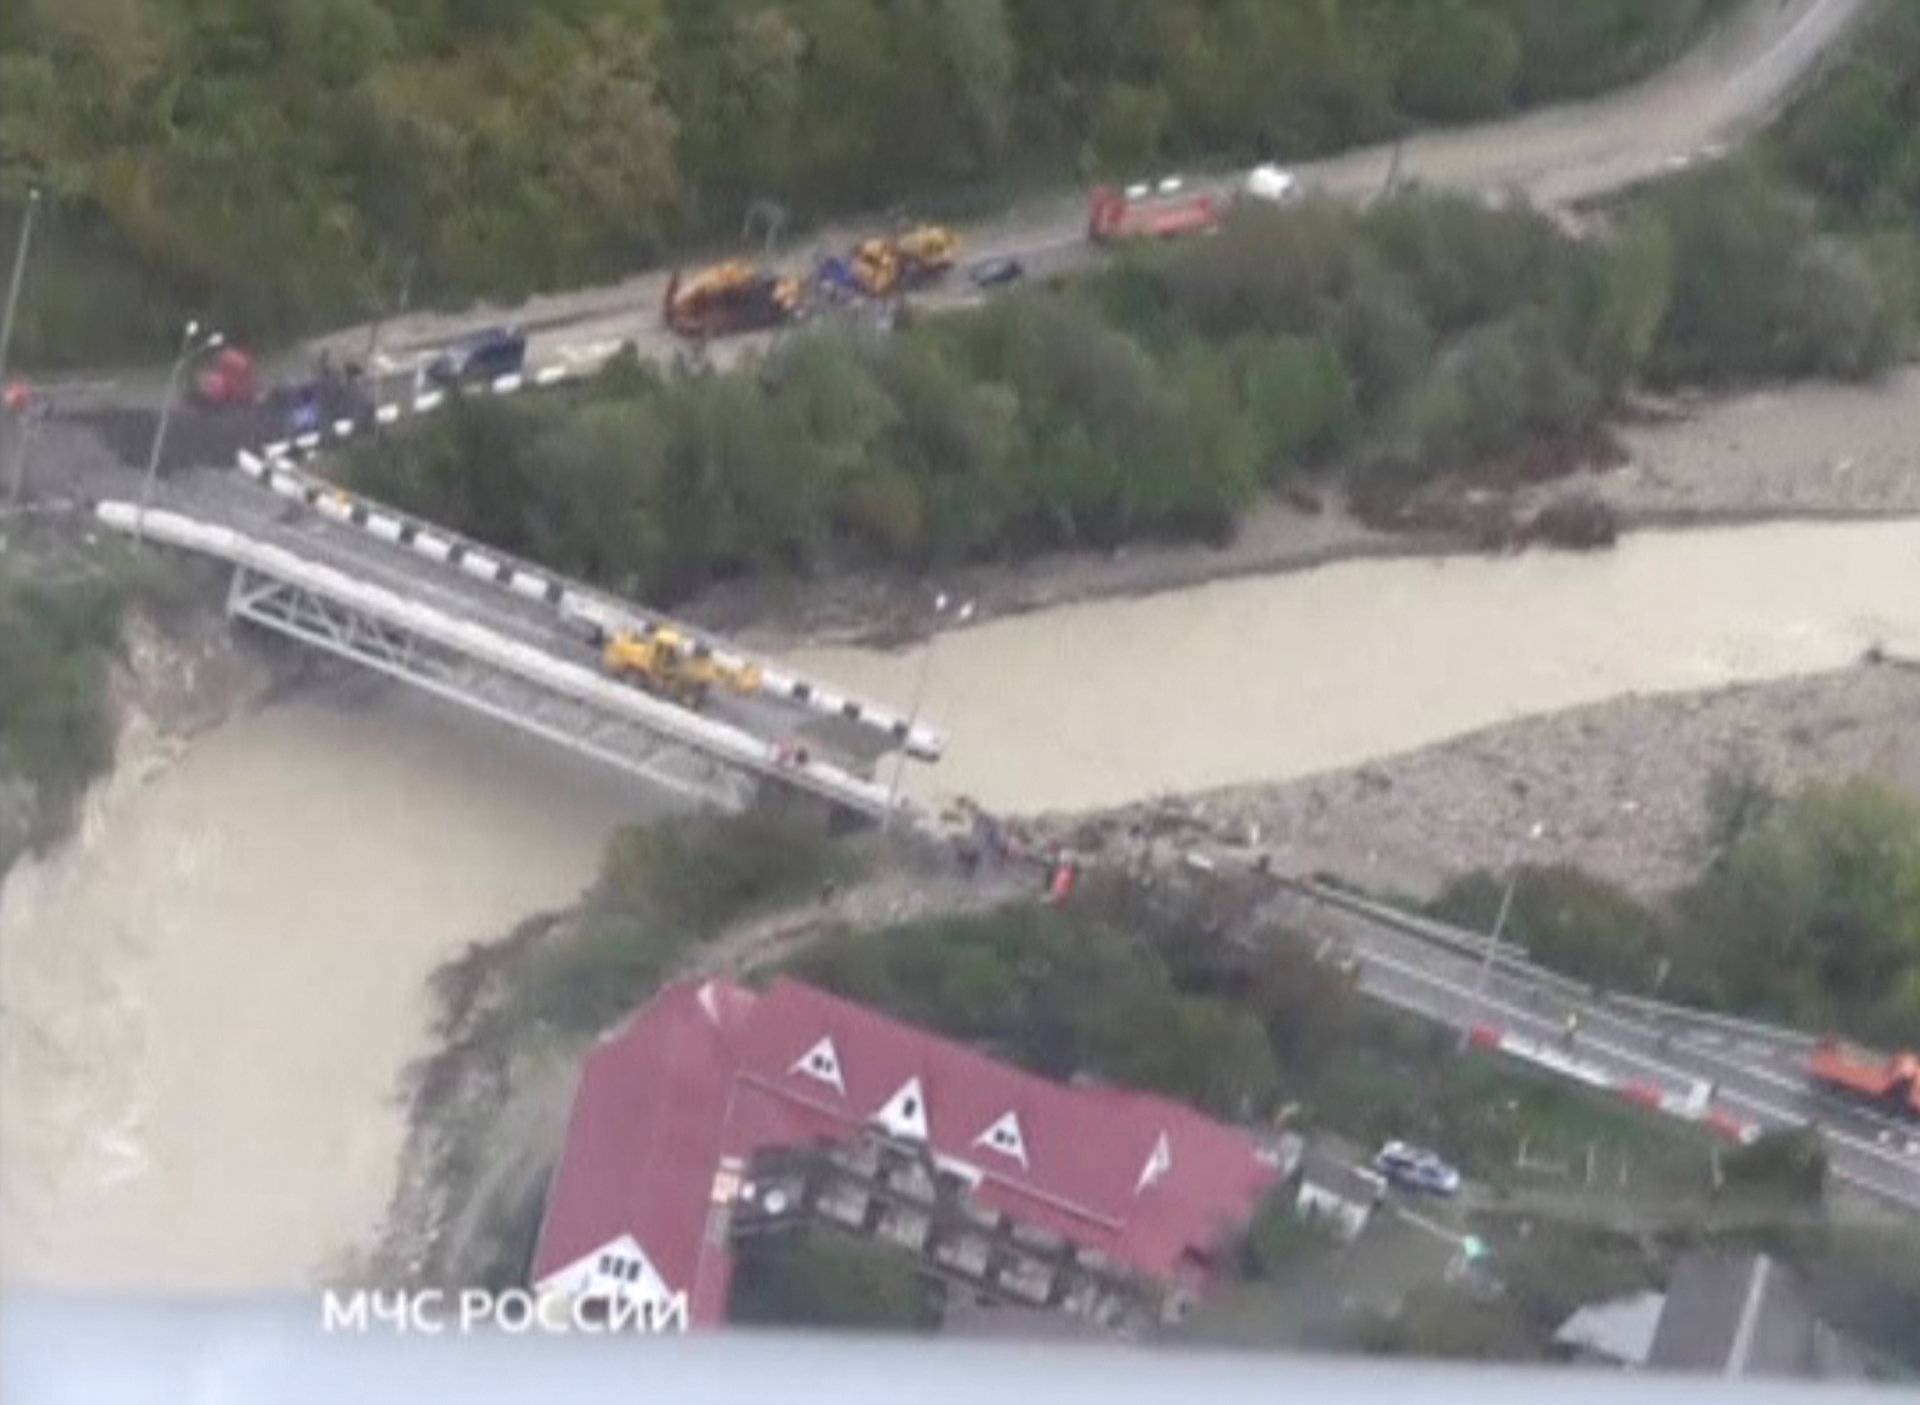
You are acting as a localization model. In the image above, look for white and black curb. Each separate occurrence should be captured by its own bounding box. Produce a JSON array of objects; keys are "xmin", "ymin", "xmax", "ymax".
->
[{"xmin": 234, "ymin": 444, "xmax": 946, "ymax": 762}]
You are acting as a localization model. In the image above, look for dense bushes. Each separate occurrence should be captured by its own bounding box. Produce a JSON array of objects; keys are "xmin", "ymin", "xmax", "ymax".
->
[
  {"xmin": 0, "ymin": 0, "xmax": 1740, "ymax": 363},
  {"xmin": 0, "ymin": 569, "xmax": 125, "ymax": 864},
  {"xmin": 1432, "ymin": 779, "xmax": 1920, "ymax": 1048},
  {"xmin": 729, "ymin": 1229, "xmax": 940, "ymax": 1331},
  {"xmin": 787, "ymin": 887, "xmax": 1285, "ymax": 1122},
  {"xmin": 506, "ymin": 811, "xmax": 854, "ymax": 1039},
  {"xmin": 347, "ymin": 192, "xmax": 1649, "ymax": 597},
  {"xmin": 1640, "ymin": 162, "xmax": 1901, "ymax": 384}
]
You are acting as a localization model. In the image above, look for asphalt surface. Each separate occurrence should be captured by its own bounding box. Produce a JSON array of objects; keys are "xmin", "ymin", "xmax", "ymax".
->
[
  {"xmin": 295, "ymin": 0, "xmax": 1872, "ymax": 387},
  {"xmin": 21, "ymin": 421, "xmax": 888, "ymax": 779},
  {"xmin": 1261, "ymin": 884, "xmax": 1920, "ymax": 1214}
]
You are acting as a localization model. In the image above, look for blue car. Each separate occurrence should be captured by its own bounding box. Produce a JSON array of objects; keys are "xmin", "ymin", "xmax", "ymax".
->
[{"xmin": 426, "ymin": 326, "xmax": 527, "ymax": 386}]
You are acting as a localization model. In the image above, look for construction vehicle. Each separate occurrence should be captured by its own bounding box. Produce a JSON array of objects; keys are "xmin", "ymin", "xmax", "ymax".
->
[
  {"xmin": 190, "ymin": 345, "xmax": 265, "ymax": 409},
  {"xmin": 600, "ymin": 626, "xmax": 762, "ymax": 710},
  {"xmin": 663, "ymin": 262, "xmax": 806, "ymax": 338},
  {"xmin": 846, "ymin": 225, "xmax": 960, "ymax": 297},
  {"xmin": 1809, "ymin": 1039, "xmax": 1920, "ymax": 1119},
  {"xmin": 1087, "ymin": 177, "xmax": 1222, "ymax": 243}
]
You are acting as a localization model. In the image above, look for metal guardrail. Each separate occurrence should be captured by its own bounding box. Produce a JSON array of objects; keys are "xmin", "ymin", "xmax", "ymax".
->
[
  {"xmin": 98, "ymin": 502, "xmax": 918, "ymax": 825},
  {"xmin": 1282, "ymin": 876, "xmax": 1819, "ymax": 1051},
  {"xmin": 235, "ymin": 439, "xmax": 948, "ymax": 763}
]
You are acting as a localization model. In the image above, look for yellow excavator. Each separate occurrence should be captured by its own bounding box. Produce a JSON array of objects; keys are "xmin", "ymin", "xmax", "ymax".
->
[
  {"xmin": 848, "ymin": 225, "xmax": 960, "ymax": 297},
  {"xmin": 663, "ymin": 261, "xmax": 806, "ymax": 338},
  {"xmin": 601, "ymin": 627, "xmax": 762, "ymax": 710}
]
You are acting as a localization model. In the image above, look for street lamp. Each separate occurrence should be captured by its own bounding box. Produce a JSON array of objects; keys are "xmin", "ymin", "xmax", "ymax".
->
[
  {"xmin": 136, "ymin": 319, "xmax": 221, "ymax": 542},
  {"xmin": 5, "ymin": 380, "xmax": 45, "ymax": 508},
  {"xmin": 0, "ymin": 187, "xmax": 42, "ymax": 390},
  {"xmin": 1458, "ymin": 868, "xmax": 1519, "ymax": 1052},
  {"xmin": 884, "ymin": 590, "xmax": 973, "ymax": 827}
]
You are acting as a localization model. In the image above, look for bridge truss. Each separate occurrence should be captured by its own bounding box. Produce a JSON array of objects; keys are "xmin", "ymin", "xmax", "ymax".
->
[{"xmin": 226, "ymin": 565, "xmax": 758, "ymax": 811}]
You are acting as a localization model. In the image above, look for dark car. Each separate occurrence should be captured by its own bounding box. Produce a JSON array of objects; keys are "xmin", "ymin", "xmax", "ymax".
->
[
  {"xmin": 426, "ymin": 326, "xmax": 528, "ymax": 386},
  {"xmin": 967, "ymin": 256, "xmax": 1024, "ymax": 289}
]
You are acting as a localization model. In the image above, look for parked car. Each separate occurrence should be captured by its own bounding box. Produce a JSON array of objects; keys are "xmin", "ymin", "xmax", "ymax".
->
[
  {"xmin": 426, "ymin": 326, "xmax": 528, "ymax": 386},
  {"xmin": 1243, "ymin": 162, "xmax": 1302, "ymax": 205},
  {"xmin": 967, "ymin": 255, "xmax": 1025, "ymax": 289},
  {"xmin": 1373, "ymin": 1141, "xmax": 1462, "ymax": 1196}
]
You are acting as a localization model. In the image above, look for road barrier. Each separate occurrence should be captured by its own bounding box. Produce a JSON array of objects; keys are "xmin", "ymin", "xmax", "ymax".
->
[
  {"xmin": 232, "ymin": 445, "xmax": 946, "ymax": 763},
  {"xmin": 97, "ymin": 501, "xmax": 918, "ymax": 825},
  {"xmin": 1470, "ymin": 1023, "xmax": 1758, "ymax": 1144}
]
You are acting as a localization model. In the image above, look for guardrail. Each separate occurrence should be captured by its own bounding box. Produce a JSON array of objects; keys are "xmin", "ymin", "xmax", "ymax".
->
[
  {"xmin": 1277, "ymin": 874, "xmax": 1820, "ymax": 1051},
  {"xmin": 98, "ymin": 502, "xmax": 918, "ymax": 824},
  {"xmin": 233, "ymin": 447, "xmax": 947, "ymax": 762}
]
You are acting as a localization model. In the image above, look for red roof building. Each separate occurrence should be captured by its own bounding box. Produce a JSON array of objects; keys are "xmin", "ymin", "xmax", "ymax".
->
[{"xmin": 531, "ymin": 976, "xmax": 1282, "ymax": 1328}]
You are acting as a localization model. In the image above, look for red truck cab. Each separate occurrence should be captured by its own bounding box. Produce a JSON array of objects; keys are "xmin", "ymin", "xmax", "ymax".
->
[
  {"xmin": 191, "ymin": 346, "xmax": 263, "ymax": 409},
  {"xmin": 1087, "ymin": 178, "xmax": 1222, "ymax": 242},
  {"xmin": 1809, "ymin": 1039, "xmax": 1920, "ymax": 1118}
]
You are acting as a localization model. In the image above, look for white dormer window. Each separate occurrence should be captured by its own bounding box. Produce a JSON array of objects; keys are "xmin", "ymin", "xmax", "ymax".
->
[
  {"xmin": 790, "ymin": 1036, "xmax": 846, "ymax": 1095},
  {"xmin": 539, "ymin": 1234, "xmax": 676, "ymax": 1312},
  {"xmin": 873, "ymin": 1076, "xmax": 929, "ymax": 1141},
  {"xmin": 1136, "ymin": 1131, "xmax": 1173, "ymax": 1193},
  {"xmin": 972, "ymin": 1111, "xmax": 1029, "ymax": 1168}
]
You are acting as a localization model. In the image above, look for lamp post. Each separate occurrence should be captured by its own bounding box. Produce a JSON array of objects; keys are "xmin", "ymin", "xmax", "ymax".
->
[
  {"xmin": 137, "ymin": 319, "xmax": 221, "ymax": 542},
  {"xmin": 1458, "ymin": 866, "xmax": 1520, "ymax": 1054},
  {"xmin": 884, "ymin": 591, "xmax": 972, "ymax": 827},
  {"xmin": 0, "ymin": 187, "xmax": 42, "ymax": 390},
  {"xmin": 5, "ymin": 381, "xmax": 44, "ymax": 508}
]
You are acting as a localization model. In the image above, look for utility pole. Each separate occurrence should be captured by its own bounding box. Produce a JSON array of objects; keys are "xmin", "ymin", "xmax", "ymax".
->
[
  {"xmin": 138, "ymin": 319, "xmax": 219, "ymax": 543},
  {"xmin": 884, "ymin": 592, "xmax": 971, "ymax": 829},
  {"xmin": 6, "ymin": 390, "xmax": 43, "ymax": 507},
  {"xmin": 1458, "ymin": 867, "xmax": 1519, "ymax": 1052},
  {"xmin": 0, "ymin": 187, "xmax": 42, "ymax": 389}
]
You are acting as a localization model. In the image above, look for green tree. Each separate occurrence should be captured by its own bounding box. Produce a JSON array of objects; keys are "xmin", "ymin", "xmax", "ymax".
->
[
  {"xmin": 1431, "ymin": 864, "xmax": 1667, "ymax": 994},
  {"xmin": 729, "ymin": 1230, "xmax": 940, "ymax": 1331},
  {"xmin": 1673, "ymin": 780, "xmax": 1920, "ymax": 1042}
]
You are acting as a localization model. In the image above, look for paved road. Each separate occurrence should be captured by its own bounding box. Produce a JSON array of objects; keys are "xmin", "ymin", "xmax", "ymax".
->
[
  {"xmin": 26, "ymin": 423, "xmax": 889, "ymax": 776},
  {"xmin": 301, "ymin": 0, "xmax": 1872, "ymax": 384},
  {"xmin": 1261, "ymin": 885, "xmax": 1920, "ymax": 1214}
]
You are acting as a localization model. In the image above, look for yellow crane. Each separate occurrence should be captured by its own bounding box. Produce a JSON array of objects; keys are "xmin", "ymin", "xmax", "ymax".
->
[
  {"xmin": 849, "ymin": 225, "xmax": 960, "ymax": 297},
  {"xmin": 601, "ymin": 627, "xmax": 762, "ymax": 710}
]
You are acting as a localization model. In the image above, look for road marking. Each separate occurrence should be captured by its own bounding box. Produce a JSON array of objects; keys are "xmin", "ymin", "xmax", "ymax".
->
[
  {"xmin": 1391, "ymin": 1203, "xmax": 1467, "ymax": 1248},
  {"xmin": 1354, "ymin": 946, "xmax": 1920, "ymax": 1180}
]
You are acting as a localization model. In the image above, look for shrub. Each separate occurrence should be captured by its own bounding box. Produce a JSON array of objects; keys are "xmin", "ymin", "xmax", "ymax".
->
[
  {"xmin": 729, "ymin": 1229, "xmax": 940, "ymax": 1331},
  {"xmin": 1720, "ymin": 1128, "xmax": 1827, "ymax": 1203}
]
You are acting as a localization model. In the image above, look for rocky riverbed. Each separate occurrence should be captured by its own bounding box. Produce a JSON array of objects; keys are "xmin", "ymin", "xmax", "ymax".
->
[{"xmin": 1033, "ymin": 658, "xmax": 1920, "ymax": 900}]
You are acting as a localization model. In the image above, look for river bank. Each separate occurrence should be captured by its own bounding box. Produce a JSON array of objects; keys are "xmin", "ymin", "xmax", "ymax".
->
[
  {"xmin": 1031, "ymin": 658, "xmax": 1920, "ymax": 901},
  {"xmin": 690, "ymin": 368, "xmax": 1920, "ymax": 652},
  {"xmin": 0, "ymin": 565, "xmax": 646, "ymax": 1292}
]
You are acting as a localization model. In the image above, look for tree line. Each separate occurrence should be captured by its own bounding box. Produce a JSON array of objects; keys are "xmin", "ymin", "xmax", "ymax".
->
[
  {"xmin": 345, "ymin": 154, "xmax": 1909, "ymax": 604},
  {"xmin": 1, "ymin": 0, "xmax": 1737, "ymax": 362},
  {"xmin": 1430, "ymin": 775, "xmax": 1920, "ymax": 1051}
]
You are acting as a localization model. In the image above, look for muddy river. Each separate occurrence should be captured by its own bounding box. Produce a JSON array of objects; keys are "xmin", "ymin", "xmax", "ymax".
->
[
  {"xmin": 2, "ymin": 515, "xmax": 1916, "ymax": 1293},
  {"xmin": 0, "ymin": 693, "xmax": 644, "ymax": 1292},
  {"xmin": 791, "ymin": 519, "xmax": 1920, "ymax": 814}
]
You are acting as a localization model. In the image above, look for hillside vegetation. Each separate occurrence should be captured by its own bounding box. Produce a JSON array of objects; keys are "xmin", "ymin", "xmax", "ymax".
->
[
  {"xmin": 348, "ymin": 149, "xmax": 1910, "ymax": 603},
  {"xmin": 0, "ymin": 0, "xmax": 1736, "ymax": 361},
  {"xmin": 1431, "ymin": 776, "xmax": 1920, "ymax": 1050},
  {"xmin": 0, "ymin": 566, "xmax": 124, "ymax": 872}
]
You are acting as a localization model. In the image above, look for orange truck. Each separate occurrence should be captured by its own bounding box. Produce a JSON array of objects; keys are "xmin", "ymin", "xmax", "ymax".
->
[
  {"xmin": 1087, "ymin": 178, "xmax": 1222, "ymax": 243},
  {"xmin": 1808, "ymin": 1039, "xmax": 1920, "ymax": 1119},
  {"xmin": 663, "ymin": 261, "xmax": 806, "ymax": 338}
]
